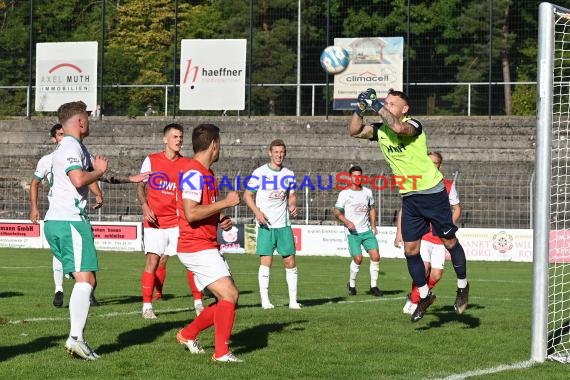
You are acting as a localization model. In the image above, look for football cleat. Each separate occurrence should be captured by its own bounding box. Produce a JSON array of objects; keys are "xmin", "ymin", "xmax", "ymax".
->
[
  {"xmin": 261, "ymin": 302, "xmax": 275, "ymax": 310},
  {"xmin": 89, "ymin": 293, "xmax": 100, "ymax": 307},
  {"xmin": 411, "ymin": 292, "xmax": 436, "ymax": 322},
  {"xmin": 403, "ymin": 294, "xmax": 418, "ymax": 315},
  {"xmin": 212, "ymin": 352, "xmax": 243, "ymax": 363},
  {"xmin": 288, "ymin": 302, "xmax": 302, "ymax": 310},
  {"xmin": 142, "ymin": 308, "xmax": 157, "ymax": 319},
  {"xmin": 369, "ymin": 286, "xmax": 383, "ymax": 297},
  {"xmin": 53, "ymin": 291, "xmax": 64, "ymax": 307},
  {"xmin": 454, "ymin": 282, "xmax": 470, "ymax": 315},
  {"xmin": 65, "ymin": 337, "xmax": 100, "ymax": 360},
  {"xmin": 176, "ymin": 330, "xmax": 205, "ymax": 354},
  {"xmin": 347, "ymin": 283, "xmax": 357, "ymax": 296}
]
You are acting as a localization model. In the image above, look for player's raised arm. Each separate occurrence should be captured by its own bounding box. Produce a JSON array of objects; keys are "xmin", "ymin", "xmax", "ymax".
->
[{"xmin": 347, "ymin": 90, "xmax": 375, "ymax": 139}]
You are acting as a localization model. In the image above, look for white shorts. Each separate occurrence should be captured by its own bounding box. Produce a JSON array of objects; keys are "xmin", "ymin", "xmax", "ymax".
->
[
  {"xmin": 143, "ymin": 227, "xmax": 179, "ymax": 256},
  {"xmin": 177, "ymin": 249, "xmax": 231, "ymax": 291},
  {"xmin": 420, "ymin": 240, "xmax": 446, "ymax": 270}
]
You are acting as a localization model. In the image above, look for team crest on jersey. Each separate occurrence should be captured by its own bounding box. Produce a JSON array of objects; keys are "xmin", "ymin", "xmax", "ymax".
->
[{"xmin": 268, "ymin": 190, "xmax": 286, "ymax": 200}]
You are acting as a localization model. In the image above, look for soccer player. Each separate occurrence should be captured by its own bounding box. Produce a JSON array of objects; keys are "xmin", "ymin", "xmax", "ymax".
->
[
  {"xmin": 43, "ymin": 101, "xmax": 108, "ymax": 360},
  {"xmin": 396, "ymin": 152, "xmax": 462, "ymax": 314},
  {"xmin": 175, "ymin": 123, "xmax": 242, "ymax": 363},
  {"xmin": 348, "ymin": 88, "xmax": 469, "ymax": 322},
  {"xmin": 243, "ymin": 139, "xmax": 301, "ymax": 310},
  {"xmin": 30, "ymin": 124, "xmax": 67, "ymax": 307},
  {"xmin": 137, "ymin": 123, "xmax": 203, "ymax": 319},
  {"xmin": 333, "ymin": 165, "xmax": 382, "ymax": 297}
]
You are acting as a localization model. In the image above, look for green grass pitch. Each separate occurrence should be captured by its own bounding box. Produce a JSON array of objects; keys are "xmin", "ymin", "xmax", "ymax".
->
[{"xmin": 0, "ymin": 248, "xmax": 566, "ymax": 379}]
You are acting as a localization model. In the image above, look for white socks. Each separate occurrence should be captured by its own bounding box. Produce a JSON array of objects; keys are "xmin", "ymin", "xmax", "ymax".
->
[
  {"xmin": 142, "ymin": 302, "xmax": 153, "ymax": 312},
  {"xmin": 258, "ymin": 265, "xmax": 271, "ymax": 306},
  {"xmin": 285, "ymin": 267, "xmax": 298, "ymax": 304},
  {"xmin": 69, "ymin": 282, "xmax": 93, "ymax": 341},
  {"xmin": 349, "ymin": 261, "xmax": 360, "ymax": 287},
  {"xmin": 258, "ymin": 265, "xmax": 299, "ymax": 306},
  {"xmin": 457, "ymin": 278, "xmax": 468, "ymax": 289},
  {"xmin": 370, "ymin": 261, "xmax": 380, "ymax": 288},
  {"xmin": 419, "ymin": 284, "xmax": 430, "ymax": 299},
  {"xmin": 53, "ymin": 256, "xmax": 64, "ymax": 293}
]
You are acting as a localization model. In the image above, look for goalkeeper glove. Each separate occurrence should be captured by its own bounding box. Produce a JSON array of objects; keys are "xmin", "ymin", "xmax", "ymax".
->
[
  {"xmin": 355, "ymin": 90, "xmax": 370, "ymax": 116},
  {"xmin": 365, "ymin": 88, "xmax": 384, "ymax": 113}
]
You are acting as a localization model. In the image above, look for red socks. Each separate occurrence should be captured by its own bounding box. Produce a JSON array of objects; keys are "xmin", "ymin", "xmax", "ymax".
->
[
  {"xmin": 179, "ymin": 300, "xmax": 236, "ymax": 358},
  {"xmin": 214, "ymin": 300, "xmax": 236, "ymax": 358},
  {"xmin": 155, "ymin": 266, "xmax": 166, "ymax": 294},
  {"xmin": 411, "ymin": 276, "xmax": 441, "ymax": 304},
  {"xmin": 181, "ymin": 303, "xmax": 217, "ymax": 339},
  {"xmin": 141, "ymin": 271, "xmax": 155, "ymax": 303}
]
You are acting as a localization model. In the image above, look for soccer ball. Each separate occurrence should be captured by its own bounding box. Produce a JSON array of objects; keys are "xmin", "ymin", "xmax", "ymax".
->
[{"xmin": 320, "ymin": 45, "xmax": 350, "ymax": 75}]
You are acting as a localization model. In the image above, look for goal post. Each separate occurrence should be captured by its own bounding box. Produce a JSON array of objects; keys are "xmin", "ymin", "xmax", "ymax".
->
[{"xmin": 534, "ymin": 1, "xmax": 570, "ymax": 363}]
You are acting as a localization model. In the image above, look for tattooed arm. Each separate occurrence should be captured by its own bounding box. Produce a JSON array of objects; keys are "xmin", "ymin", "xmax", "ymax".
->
[{"xmin": 99, "ymin": 170, "xmax": 150, "ymax": 184}]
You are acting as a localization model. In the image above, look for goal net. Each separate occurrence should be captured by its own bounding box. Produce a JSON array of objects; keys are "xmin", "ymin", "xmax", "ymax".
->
[{"xmin": 535, "ymin": 2, "xmax": 570, "ymax": 364}]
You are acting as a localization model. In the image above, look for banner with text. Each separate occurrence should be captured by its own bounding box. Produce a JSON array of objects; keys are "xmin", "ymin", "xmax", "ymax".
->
[
  {"xmin": 333, "ymin": 37, "xmax": 403, "ymax": 110},
  {"xmin": 179, "ymin": 39, "xmax": 246, "ymax": 110},
  {"xmin": 0, "ymin": 220, "xmax": 43, "ymax": 249},
  {"xmin": 92, "ymin": 222, "xmax": 142, "ymax": 252},
  {"xmin": 247, "ymin": 225, "xmax": 533, "ymax": 262},
  {"xmin": 35, "ymin": 41, "xmax": 98, "ymax": 112}
]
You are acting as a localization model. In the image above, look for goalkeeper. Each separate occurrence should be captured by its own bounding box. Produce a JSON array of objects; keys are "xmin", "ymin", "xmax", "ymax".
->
[{"xmin": 347, "ymin": 88, "xmax": 469, "ymax": 322}]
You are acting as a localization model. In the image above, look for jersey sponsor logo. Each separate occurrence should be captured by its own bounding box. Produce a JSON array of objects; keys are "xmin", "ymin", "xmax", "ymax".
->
[
  {"xmin": 384, "ymin": 144, "xmax": 407, "ymax": 153},
  {"xmin": 268, "ymin": 190, "xmax": 286, "ymax": 200},
  {"xmin": 67, "ymin": 157, "xmax": 81, "ymax": 165},
  {"xmin": 353, "ymin": 204, "xmax": 369, "ymax": 213},
  {"xmin": 148, "ymin": 172, "xmax": 177, "ymax": 191}
]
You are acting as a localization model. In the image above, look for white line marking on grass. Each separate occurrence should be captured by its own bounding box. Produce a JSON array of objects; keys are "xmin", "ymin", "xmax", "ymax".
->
[
  {"xmin": 7, "ymin": 307, "xmax": 191, "ymax": 325},
  {"xmin": 433, "ymin": 359, "xmax": 536, "ymax": 380}
]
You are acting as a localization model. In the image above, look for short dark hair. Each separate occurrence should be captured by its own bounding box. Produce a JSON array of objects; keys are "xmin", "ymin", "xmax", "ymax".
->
[
  {"xmin": 192, "ymin": 124, "xmax": 220, "ymax": 153},
  {"xmin": 349, "ymin": 165, "xmax": 363, "ymax": 174},
  {"xmin": 387, "ymin": 88, "xmax": 410, "ymax": 105},
  {"xmin": 269, "ymin": 139, "xmax": 286, "ymax": 151},
  {"xmin": 163, "ymin": 123, "xmax": 183, "ymax": 135},
  {"xmin": 57, "ymin": 101, "xmax": 87, "ymax": 124},
  {"xmin": 50, "ymin": 123, "xmax": 63, "ymax": 138}
]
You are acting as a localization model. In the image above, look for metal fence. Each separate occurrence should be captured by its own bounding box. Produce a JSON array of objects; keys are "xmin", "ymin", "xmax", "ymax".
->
[
  {"xmin": 0, "ymin": 1, "xmax": 540, "ymax": 118},
  {"xmin": 0, "ymin": 81, "xmax": 537, "ymax": 118},
  {"xmin": 4, "ymin": 167, "xmax": 533, "ymax": 230}
]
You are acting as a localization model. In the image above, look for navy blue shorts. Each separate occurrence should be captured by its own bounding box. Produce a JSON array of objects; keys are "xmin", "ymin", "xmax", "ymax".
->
[{"xmin": 401, "ymin": 189, "xmax": 458, "ymax": 242}]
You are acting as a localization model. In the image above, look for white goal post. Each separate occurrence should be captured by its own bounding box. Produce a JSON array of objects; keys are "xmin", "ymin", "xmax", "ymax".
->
[{"xmin": 534, "ymin": 1, "xmax": 570, "ymax": 364}]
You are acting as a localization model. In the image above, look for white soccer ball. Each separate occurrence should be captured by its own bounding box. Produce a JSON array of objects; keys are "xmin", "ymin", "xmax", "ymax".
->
[{"xmin": 320, "ymin": 45, "xmax": 350, "ymax": 75}]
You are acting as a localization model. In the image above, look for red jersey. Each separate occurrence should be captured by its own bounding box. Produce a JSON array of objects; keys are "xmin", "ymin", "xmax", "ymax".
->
[
  {"xmin": 141, "ymin": 152, "xmax": 185, "ymax": 228},
  {"xmin": 422, "ymin": 179, "xmax": 455, "ymax": 245},
  {"xmin": 177, "ymin": 158, "xmax": 220, "ymax": 253}
]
